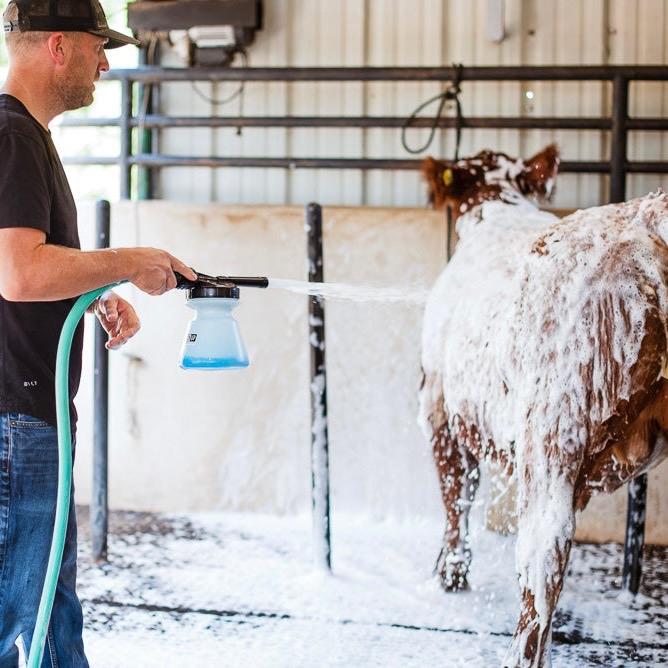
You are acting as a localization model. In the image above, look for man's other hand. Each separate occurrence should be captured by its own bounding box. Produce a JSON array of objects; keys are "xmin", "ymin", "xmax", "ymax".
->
[{"xmin": 94, "ymin": 291, "xmax": 141, "ymax": 350}]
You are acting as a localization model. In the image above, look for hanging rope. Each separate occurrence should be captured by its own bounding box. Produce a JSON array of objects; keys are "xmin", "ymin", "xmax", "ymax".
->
[
  {"xmin": 401, "ymin": 63, "xmax": 464, "ymax": 159},
  {"xmin": 445, "ymin": 66, "xmax": 464, "ymax": 261},
  {"xmin": 401, "ymin": 64, "xmax": 465, "ymax": 262}
]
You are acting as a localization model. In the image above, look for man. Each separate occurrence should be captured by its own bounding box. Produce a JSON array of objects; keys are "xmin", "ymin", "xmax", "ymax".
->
[{"xmin": 0, "ymin": 1, "xmax": 197, "ymax": 665}]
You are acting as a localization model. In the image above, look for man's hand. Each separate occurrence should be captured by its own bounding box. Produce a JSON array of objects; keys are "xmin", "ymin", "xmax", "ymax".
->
[
  {"xmin": 123, "ymin": 248, "xmax": 197, "ymax": 295},
  {"xmin": 93, "ymin": 291, "xmax": 140, "ymax": 350}
]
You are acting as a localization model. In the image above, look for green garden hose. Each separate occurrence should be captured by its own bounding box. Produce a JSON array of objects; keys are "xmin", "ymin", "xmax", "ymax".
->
[{"xmin": 28, "ymin": 284, "xmax": 116, "ymax": 668}]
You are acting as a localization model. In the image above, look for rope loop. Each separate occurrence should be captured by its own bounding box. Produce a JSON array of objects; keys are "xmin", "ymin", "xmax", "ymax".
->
[{"xmin": 401, "ymin": 62, "xmax": 465, "ymax": 160}]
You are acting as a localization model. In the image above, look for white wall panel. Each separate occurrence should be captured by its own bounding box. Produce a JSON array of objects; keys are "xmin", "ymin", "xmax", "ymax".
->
[
  {"xmin": 625, "ymin": 0, "xmax": 667, "ymax": 198},
  {"xmin": 240, "ymin": 0, "xmax": 289, "ymax": 204},
  {"xmin": 156, "ymin": 0, "xmax": 668, "ymax": 208},
  {"xmin": 576, "ymin": 0, "xmax": 608, "ymax": 206},
  {"xmin": 365, "ymin": 0, "xmax": 405, "ymax": 207}
]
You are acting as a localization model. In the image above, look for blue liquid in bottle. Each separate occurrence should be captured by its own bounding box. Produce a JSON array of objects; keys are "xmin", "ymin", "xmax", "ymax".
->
[{"xmin": 179, "ymin": 297, "xmax": 250, "ymax": 370}]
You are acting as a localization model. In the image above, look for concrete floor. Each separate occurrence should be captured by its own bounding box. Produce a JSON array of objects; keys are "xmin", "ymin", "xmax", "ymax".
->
[{"xmin": 73, "ymin": 506, "xmax": 667, "ymax": 668}]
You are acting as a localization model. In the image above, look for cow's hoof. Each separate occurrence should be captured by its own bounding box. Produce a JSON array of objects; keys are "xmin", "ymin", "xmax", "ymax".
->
[
  {"xmin": 439, "ymin": 570, "xmax": 470, "ymax": 592},
  {"xmin": 434, "ymin": 547, "xmax": 471, "ymax": 592}
]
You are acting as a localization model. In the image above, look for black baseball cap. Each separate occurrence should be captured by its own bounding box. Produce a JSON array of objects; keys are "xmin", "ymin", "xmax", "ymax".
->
[{"xmin": 3, "ymin": 0, "xmax": 140, "ymax": 48}]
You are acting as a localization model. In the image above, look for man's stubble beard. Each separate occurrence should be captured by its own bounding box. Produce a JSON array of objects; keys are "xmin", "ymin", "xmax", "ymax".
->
[
  {"xmin": 55, "ymin": 54, "xmax": 95, "ymax": 111},
  {"xmin": 56, "ymin": 79, "xmax": 94, "ymax": 111}
]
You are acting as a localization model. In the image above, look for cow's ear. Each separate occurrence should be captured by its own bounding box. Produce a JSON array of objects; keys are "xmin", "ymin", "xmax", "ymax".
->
[
  {"xmin": 422, "ymin": 157, "xmax": 451, "ymax": 209},
  {"xmin": 523, "ymin": 144, "xmax": 559, "ymax": 199}
]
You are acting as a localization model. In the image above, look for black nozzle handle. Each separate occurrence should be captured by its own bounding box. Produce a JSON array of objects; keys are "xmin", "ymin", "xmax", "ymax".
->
[
  {"xmin": 174, "ymin": 271, "xmax": 268, "ymax": 290},
  {"xmin": 223, "ymin": 276, "xmax": 269, "ymax": 289}
]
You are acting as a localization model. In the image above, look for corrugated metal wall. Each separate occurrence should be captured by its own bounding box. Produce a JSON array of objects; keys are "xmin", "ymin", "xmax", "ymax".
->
[{"xmin": 156, "ymin": 0, "xmax": 667, "ymax": 209}]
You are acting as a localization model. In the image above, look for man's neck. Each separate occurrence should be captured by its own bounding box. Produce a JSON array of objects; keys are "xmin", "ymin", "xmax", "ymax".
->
[{"xmin": 2, "ymin": 71, "xmax": 62, "ymax": 129}]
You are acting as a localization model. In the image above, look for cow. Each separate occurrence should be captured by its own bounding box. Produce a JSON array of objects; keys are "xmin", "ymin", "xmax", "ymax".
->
[{"xmin": 418, "ymin": 145, "xmax": 668, "ymax": 667}]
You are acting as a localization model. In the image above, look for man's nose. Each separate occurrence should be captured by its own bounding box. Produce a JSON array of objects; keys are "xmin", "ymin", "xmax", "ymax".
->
[{"xmin": 99, "ymin": 51, "xmax": 110, "ymax": 73}]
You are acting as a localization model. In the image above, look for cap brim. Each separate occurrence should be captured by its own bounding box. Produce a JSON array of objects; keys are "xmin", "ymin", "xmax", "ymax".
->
[{"xmin": 89, "ymin": 27, "xmax": 140, "ymax": 49}]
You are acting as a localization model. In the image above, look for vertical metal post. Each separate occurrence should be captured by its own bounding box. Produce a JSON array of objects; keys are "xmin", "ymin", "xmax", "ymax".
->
[
  {"xmin": 120, "ymin": 78, "xmax": 132, "ymax": 200},
  {"xmin": 612, "ymin": 73, "xmax": 647, "ymax": 592},
  {"xmin": 92, "ymin": 200, "xmax": 110, "ymax": 562},
  {"xmin": 623, "ymin": 473, "xmax": 647, "ymax": 594},
  {"xmin": 151, "ymin": 80, "xmax": 160, "ymax": 198},
  {"xmin": 610, "ymin": 75, "xmax": 628, "ymax": 202},
  {"xmin": 137, "ymin": 47, "xmax": 154, "ymax": 200},
  {"xmin": 306, "ymin": 202, "xmax": 331, "ymax": 571}
]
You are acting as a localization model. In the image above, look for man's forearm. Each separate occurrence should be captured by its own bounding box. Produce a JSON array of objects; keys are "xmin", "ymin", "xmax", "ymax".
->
[
  {"xmin": 0, "ymin": 226, "xmax": 195, "ymax": 301},
  {"xmin": 5, "ymin": 244, "xmax": 134, "ymax": 301}
]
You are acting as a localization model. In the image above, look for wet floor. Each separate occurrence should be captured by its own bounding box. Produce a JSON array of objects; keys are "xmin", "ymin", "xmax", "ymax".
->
[{"xmin": 73, "ymin": 506, "xmax": 667, "ymax": 667}]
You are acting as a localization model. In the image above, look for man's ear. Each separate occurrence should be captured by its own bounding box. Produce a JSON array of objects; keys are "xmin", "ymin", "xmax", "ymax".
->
[
  {"xmin": 45, "ymin": 32, "xmax": 67, "ymax": 65},
  {"xmin": 523, "ymin": 144, "xmax": 559, "ymax": 199}
]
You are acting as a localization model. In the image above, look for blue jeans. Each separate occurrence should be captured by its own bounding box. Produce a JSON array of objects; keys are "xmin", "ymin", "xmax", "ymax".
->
[{"xmin": 0, "ymin": 413, "xmax": 88, "ymax": 667}]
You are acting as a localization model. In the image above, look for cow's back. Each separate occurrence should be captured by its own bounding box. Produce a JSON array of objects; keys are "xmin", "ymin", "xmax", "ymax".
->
[{"xmin": 422, "ymin": 191, "xmax": 668, "ymax": 464}]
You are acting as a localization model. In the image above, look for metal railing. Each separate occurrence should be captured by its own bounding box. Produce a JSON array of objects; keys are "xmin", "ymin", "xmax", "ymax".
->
[{"xmin": 59, "ymin": 65, "xmax": 668, "ymax": 201}]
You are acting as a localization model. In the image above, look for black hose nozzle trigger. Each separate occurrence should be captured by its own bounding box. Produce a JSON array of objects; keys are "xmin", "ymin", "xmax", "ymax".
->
[{"xmin": 175, "ymin": 271, "xmax": 199, "ymax": 290}]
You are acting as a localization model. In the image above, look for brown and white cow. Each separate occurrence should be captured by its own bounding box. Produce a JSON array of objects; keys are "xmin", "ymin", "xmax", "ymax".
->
[{"xmin": 419, "ymin": 146, "xmax": 668, "ymax": 667}]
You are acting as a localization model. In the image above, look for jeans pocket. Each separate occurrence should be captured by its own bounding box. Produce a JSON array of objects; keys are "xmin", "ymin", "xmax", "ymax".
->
[
  {"xmin": 8, "ymin": 416, "xmax": 59, "ymax": 481},
  {"xmin": 9, "ymin": 413, "xmax": 53, "ymax": 429}
]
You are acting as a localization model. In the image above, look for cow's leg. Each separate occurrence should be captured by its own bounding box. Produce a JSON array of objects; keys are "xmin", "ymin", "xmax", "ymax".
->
[
  {"xmin": 505, "ymin": 462, "xmax": 576, "ymax": 668},
  {"xmin": 433, "ymin": 430, "xmax": 480, "ymax": 591},
  {"xmin": 419, "ymin": 372, "xmax": 480, "ymax": 591}
]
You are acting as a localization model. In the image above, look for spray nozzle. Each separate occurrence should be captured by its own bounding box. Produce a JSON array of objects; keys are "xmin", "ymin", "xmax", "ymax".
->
[
  {"xmin": 175, "ymin": 271, "xmax": 268, "ymax": 290},
  {"xmin": 176, "ymin": 269, "xmax": 268, "ymax": 371}
]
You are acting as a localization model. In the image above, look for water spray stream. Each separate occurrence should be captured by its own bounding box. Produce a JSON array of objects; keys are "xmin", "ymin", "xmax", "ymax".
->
[{"xmin": 267, "ymin": 278, "xmax": 429, "ymax": 305}]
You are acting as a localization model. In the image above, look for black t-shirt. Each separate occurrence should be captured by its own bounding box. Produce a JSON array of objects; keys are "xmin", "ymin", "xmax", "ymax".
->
[{"xmin": 0, "ymin": 94, "xmax": 83, "ymax": 428}]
